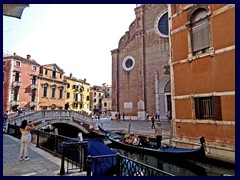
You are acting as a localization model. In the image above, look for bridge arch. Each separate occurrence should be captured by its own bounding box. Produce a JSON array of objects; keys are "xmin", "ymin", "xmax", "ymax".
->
[{"xmin": 36, "ymin": 120, "xmax": 89, "ymax": 134}]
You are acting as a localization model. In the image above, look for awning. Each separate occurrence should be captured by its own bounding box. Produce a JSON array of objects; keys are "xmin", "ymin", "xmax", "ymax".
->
[{"xmin": 3, "ymin": 4, "xmax": 29, "ymax": 19}]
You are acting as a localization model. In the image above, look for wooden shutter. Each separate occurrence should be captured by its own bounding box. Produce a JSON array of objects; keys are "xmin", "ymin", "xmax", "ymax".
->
[{"xmin": 213, "ymin": 96, "xmax": 222, "ymax": 120}]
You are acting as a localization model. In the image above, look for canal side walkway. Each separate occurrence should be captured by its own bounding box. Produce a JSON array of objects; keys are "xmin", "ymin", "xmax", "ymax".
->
[
  {"xmin": 3, "ymin": 134, "xmax": 63, "ymax": 176},
  {"xmin": 3, "ymin": 118, "xmax": 171, "ymax": 176},
  {"xmin": 3, "ymin": 134, "xmax": 87, "ymax": 176}
]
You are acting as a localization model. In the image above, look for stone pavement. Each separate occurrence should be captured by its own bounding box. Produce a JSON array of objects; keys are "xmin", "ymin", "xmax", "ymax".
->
[{"xmin": 3, "ymin": 134, "xmax": 61, "ymax": 176}]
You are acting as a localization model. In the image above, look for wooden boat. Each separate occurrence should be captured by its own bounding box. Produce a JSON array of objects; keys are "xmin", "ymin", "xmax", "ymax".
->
[{"xmin": 98, "ymin": 125, "xmax": 206, "ymax": 160}]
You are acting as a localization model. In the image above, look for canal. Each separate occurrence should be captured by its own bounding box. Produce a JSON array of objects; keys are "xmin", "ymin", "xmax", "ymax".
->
[
  {"xmin": 51, "ymin": 123, "xmax": 235, "ymax": 176},
  {"xmin": 105, "ymin": 139, "xmax": 235, "ymax": 176}
]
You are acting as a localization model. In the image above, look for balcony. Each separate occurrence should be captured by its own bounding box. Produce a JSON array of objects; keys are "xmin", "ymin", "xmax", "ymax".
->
[
  {"xmin": 12, "ymin": 81, "xmax": 21, "ymax": 87},
  {"xmin": 11, "ymin": 100, "xmax": 20, "ymax": 106},
  {"xmin": 31, "ymin": 84, "xmax": 38, "ymax": 89},
  {"xmin": 30, "ymin": 101, "xmax": 38, "ymax": 107}
]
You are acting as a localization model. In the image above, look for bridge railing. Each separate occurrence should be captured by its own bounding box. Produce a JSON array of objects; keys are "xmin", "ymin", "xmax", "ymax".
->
[{"xmin": 8, "ymin": 110, "xmax": 94, "ymax": 127}]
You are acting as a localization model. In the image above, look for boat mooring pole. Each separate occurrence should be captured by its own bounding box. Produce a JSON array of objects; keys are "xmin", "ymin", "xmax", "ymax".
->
[{"xmin": 128, "ymin": 117, "xmax": 131, "ymax": 134}]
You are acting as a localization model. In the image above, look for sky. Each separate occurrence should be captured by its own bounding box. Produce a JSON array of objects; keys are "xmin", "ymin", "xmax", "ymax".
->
[{"xmin": 3, "ymin": 4, "xmax": 137, "ymax": 86}]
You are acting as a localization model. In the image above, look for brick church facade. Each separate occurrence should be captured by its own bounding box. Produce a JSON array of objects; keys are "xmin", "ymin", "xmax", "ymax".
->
[{"xmin": 111, "ymin": 4, "xmax": 170, "ymax": 120}]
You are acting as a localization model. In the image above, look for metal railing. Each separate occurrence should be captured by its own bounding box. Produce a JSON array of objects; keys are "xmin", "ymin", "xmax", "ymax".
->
[
  {"xmin": 60, "ymin": 141, "xmax": 88, "ymax": 175},
  {"xmin": 6, "ymin": 124, "xmax": 175, "ymax": 176},
  {"xmin": 6, "ymin": 124, "xmax": 88, "ymax": 175},
  {"xmin": 86, "ymin": 153, "xmax": 175, "ymax": 176}
]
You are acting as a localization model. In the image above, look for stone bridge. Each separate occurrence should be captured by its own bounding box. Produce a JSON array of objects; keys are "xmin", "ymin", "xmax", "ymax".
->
[{"xmin": 8, "ymin": 110, "xmax": 95, "ymax": 134}]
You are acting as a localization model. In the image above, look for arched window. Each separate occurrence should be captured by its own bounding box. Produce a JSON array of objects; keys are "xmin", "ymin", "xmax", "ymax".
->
[
  {"xmin": 52, "ymin": 67, "xmax": 56, "ymax": 79},
  {"xmin": 190, "ymin": 9, "xmax": 210, "ymax": 55},
  {"xmin": 51, "ymin": 84, "xmax": 56, "ymax": 98},
  {"xmin": 43, "ymin": 83, "xmax": 49, "ymax": 97}
]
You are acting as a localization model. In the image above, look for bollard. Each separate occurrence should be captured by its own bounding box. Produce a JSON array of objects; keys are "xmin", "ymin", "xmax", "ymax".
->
[
  {"xmin": 60, "ymin": 142, "xmax": 65, "ymax": 175},
  {"xmin": 86, "ymin": 155, "xmax": 92, "ymax": 176},
  {"xmin": 36, "ymin": 130, "xmax": 40, "ymax": 148},
  {"xmin": 53, "ymin": 135, "xmax": 58, "ymax": 156}
]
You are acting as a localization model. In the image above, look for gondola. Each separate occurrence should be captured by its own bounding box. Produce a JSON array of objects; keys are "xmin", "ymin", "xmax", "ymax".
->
[{"xmin": 98, "ymin": 125, "xmax": 206, "ymax": 160}]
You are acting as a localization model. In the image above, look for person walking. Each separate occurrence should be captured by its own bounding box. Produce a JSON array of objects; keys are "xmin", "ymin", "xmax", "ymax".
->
[
  {"xmin": 146, "ymin": 113, "xmax": 149, "ymax": 121},
  {"xmin": 19, "ymin": 120, "xmax": 35, "ymax": 161},
  {"xmin": 122, "ymin": 112, "xmax": 125, "ymax": 121},
  {"xmin": 64, "ymin": 102, "xmax": 70, "ymax": 110},
  {"xmin": 166, "ymin": 111, "xmax": 172, "ymax": 122},
  {"xmin": 151, "ymin": 114, "xmax": 156, "ymax": 129}
]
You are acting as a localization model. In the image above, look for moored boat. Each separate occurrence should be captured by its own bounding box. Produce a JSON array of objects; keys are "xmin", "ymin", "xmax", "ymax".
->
[{"xmin": 98, "ymin": 125, "xmax": 206, "ymax": 160}]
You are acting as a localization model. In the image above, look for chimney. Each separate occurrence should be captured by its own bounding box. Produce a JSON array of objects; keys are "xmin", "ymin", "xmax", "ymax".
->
[
  {"xmin": 13, "ymin": 53, "xmax": 16, "ymax": 56},
  {"xmin": 70, "ymin": 73, "xmax": 72, "ymax": 78},
  {"xmin": 27, "ymin": 54, "xmax": 31, "ymax": 60},
  {"xmin": 84, "ymin": 78, "xmax": 86, "ymax": 83}
]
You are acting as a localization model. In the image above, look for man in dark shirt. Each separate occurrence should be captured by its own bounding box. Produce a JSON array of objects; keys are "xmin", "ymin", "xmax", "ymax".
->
[{"xmin": 64, "ymin": 102, "xmax": 70, "ymax": 110}]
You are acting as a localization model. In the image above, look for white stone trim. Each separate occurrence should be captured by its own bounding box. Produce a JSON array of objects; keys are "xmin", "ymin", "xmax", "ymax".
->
[
  {"xmin": 122, "ymin": 56, "xmax": 135, "ymax": 71},
  {"xmin": 154, "ymin": 10, "xmax": 169, "ymax": 38},
  {"xmin": 173, "ymin": 91, "xmax": 235, "ymax": 100}
]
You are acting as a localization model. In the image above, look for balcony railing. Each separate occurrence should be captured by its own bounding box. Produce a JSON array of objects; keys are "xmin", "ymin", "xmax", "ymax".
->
[
  {"xmin": 11, "ymin": 100, "xmax": 20, "ymax": 106},
  {"xmin": 31, "ymin": 84, "xmax": 38, "ymax": 89},
  {"xmin": 12, "ymin": 81, "xmax": 21, "ymax": 87},
  {"xmin": 30, "ymin": 101, "xmax": 38, "ymax": 107}
]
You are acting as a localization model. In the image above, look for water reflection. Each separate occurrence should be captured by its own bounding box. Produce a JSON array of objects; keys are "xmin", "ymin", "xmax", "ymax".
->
[{"xmin": 108, "ymin": 143, "xmax": 234, "ymax": 176}]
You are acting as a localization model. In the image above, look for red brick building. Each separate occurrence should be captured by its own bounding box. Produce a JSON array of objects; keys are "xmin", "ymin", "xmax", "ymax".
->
[
  {"xmin": 111, "ymin": 4, "xmax": 170, "ymax": 120},
  {"xmin": 3, "ymin": 54, "xmax": 40, "ymax": 112},
  {"xmin": 169, "ymin": 4, "xmax": 235, "ymax": 163}
]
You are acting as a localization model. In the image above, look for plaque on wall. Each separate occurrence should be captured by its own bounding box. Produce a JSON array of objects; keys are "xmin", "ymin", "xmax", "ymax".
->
[{"xmin": 124, "ymin": 102, "xmax": 132, "ymax": 109}]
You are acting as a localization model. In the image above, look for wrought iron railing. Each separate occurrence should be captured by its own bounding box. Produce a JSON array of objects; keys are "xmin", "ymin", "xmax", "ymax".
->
[
  {"xmin": 6, "ymin": 124, "xmax": 88, "ymax": 175},
  {"xmin": 86, "ymin": 153, "xmax": 175, "ymax": 176},
  {"xmin": 60, "ymin": 141, "xmax": 88, "ymax": 175},
  {"xmin": 6, "ymin": 124, "xmax": 175, "ymax": 176}
]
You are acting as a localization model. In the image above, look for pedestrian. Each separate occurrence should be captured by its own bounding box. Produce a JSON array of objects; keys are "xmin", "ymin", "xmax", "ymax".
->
[
  {"xmin": 122, "ymin": 112, "xmax": 125, "ymax": 121},
  {"xmin": 64, "ymin": 102, "xmax": 70, "ymax": 110},
  {"xmin": 19, "ymin": 120, "xmax": 35, "ymax": 161},
  {"xmin": 146, "ymin": 113, "xmax": 149, "ymax": 121},
  {"xmin": 166, "ymin": 111, "xmax": 172, "ymax": 122},
  {"xmin": 151, "ymin": 115, "xmax": 156, "ymax": 129},
  {"xmin": 155, "ymin": 113, "xmax": 158, "ymax": 121},
  {"xmin": 3, "ymin": 111, "xmax": 8, "ymax": 123},
  {"xmin": 18, "ymin": 108, "xmax": 23, "ymax": 116},
  {"xmin": 97, "ymin": 114, "xmax": 100, "ymax": 121},
  {"xmin": 154, "ymin": 122, "xmax": 168, "ymax": 149},
  {"xmin": 118, "ymin": 112, "xmax": 121, "ymax": 120}
]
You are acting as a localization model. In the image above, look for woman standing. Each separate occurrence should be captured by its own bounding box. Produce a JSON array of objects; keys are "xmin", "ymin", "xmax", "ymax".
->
[{"xmin": 19, "ymin": 120, "xmax": 35, "ymax": 161}]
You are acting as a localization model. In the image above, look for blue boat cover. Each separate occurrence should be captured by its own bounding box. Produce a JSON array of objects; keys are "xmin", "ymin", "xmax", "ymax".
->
[{"xmin": 86, "ymin": 138, "xmax": 116, "ymax": 156}]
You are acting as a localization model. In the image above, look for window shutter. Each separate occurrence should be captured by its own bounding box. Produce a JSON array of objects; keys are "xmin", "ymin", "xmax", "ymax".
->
[
  {"xmin": 213, "ymin": 96, "xmax": 222, "ymax": 120},
  {"xmin": 193, "ymin": 23, "xmax": 210, "ymax": 52},
  {"xmin": 194, "ymin": 98, "xmax": 200, "ymax": 119}
]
